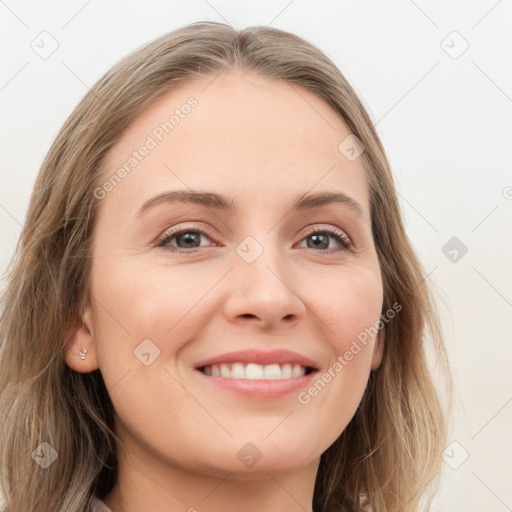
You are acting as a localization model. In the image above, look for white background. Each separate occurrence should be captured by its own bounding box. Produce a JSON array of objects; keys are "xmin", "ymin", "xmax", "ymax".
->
[{"xmin": 1, "ymin": 1, "xmax": 511, "ymax": 510}]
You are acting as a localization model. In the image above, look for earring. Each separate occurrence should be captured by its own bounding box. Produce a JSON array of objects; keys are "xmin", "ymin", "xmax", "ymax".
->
[{"xmin": 79, "ymin": 348, "xmax": 88, "ymax": 360}]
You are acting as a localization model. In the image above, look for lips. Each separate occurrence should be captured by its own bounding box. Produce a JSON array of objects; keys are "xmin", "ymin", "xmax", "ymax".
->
[
  {"xmin": 194, "ymin": 348, "xmax": 320, "ymax": 372},
  {"xmin": 194, "ymin": 349, "xmax": 320, "ymax": 398}
]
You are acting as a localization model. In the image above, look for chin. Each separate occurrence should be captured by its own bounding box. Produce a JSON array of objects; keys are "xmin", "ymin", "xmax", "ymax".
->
[{"xmin": 204, "ymin": 435, "xmax": 322, "ymax": 477}]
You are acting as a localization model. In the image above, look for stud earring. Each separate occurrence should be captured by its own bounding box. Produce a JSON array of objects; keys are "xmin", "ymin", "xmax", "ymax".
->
[{"xmin": 79, "ymin": 348, "xmax": 88, "ymax": 360}]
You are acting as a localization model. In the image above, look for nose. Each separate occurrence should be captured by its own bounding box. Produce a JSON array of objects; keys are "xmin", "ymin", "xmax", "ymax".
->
[{"xmin": 222, "ymin": 242, "xmax": 306, "ymax": 331}]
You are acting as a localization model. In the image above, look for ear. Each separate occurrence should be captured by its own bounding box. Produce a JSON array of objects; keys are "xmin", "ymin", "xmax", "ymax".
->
[
  {"xmin": 63, "ymin": 306, "xmax": 99, "ymax": 373},
  {"xmin": 370, "ymin": 327, "xmax": 385, "ymax": 371}
]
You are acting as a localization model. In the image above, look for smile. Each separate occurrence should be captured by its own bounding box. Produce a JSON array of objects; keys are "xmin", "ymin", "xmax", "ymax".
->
[{"xmin": 199, "ymin": 362, "xmax": 315, "ymax": 380}]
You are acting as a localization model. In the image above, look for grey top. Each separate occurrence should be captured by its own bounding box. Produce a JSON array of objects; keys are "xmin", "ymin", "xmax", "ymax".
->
[{"xmin": 90, "ymin": 496, "xmax": 113, "ymax": 512}]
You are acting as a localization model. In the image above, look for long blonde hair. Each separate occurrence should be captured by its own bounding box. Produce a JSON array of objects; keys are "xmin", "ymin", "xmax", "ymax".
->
[{"xmin": 0, "ymin": 21, "xmax": 451, "ymax": 512}]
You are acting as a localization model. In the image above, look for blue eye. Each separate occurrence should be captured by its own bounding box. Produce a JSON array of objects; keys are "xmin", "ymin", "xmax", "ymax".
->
[
  {"xmin": 298, "ymin": 226, "xmax": 352, "ymax": 252},
  {"xmin": 157, "ymin": 225, "xmax": 352, "ymax": 253},
  {"xmin": 157, "ymin": 228, "xmax": 213, "ymax": 252}
]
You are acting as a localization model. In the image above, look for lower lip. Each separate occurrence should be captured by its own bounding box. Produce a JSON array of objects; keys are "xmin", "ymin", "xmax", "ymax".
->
[{"xmin": 195, "ymin": 369, "xmax": 318, "ymax": 398}]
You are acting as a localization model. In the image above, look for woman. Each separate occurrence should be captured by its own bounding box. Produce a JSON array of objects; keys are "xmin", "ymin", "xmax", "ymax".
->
[{"xmin": 0, "ymin": 21, "xmax": 451, "ymax": 512}]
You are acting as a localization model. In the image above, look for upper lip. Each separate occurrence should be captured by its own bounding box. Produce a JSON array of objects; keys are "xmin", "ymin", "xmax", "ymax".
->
[{"xmin": 194, "ymin": 349, "xmax": 320, "ymax": 370}]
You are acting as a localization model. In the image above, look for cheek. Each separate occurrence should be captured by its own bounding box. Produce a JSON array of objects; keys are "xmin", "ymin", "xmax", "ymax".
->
[
  {"xmin": 297, "ymin": 267, "xmax": 382, "ymax": 430},
  {"xmin": 88, "ymin": 260, "xmax": 202, "ymax": 420},
  {"xmin": 89, "ymin": 258, "xmax": 224, "ymax": 400},
  {"xmin": 311, "ymin": 265, "xmax": 383, "ymax": 350},
  {"xmin": 91, "ymin": 257, "xmax": 209, "ymax": 338}
]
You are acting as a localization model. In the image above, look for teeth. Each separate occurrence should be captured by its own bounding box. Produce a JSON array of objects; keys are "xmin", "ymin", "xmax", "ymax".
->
[
  {"xmin": 264, "ymin": 364, "xmax": 282, "ymax": 380},
  {"xmin": 231, "ymin": 362, "xmax": 245, "ymax": 379},
  {"xmin": 220, "ymin": 363, "xmax": 230, "ymax": 378},
  {"xmin": 281, "ymin": 363, "xmax": 292, "ymax": 379},
  {"xmin": 292, "ymin": 364, "xmax": 303, "ymax": 378},
  {"xmin": 246, "ymin": 363, "xmax": 263, "ymax": 379},
  {"xmin": 201, "ymin": 362, "xmax": 308, "ymax": 380}
]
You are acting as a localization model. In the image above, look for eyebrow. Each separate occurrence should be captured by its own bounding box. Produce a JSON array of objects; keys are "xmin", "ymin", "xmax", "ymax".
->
[{"xmin": 136, "ymin": 190, "xmax": 365, "ymax": 218}]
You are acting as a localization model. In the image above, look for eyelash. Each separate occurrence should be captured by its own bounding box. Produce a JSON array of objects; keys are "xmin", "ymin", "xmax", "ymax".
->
[{"xmin": 156, "ymin": 224, "xmax": 353, "ymax": 254}]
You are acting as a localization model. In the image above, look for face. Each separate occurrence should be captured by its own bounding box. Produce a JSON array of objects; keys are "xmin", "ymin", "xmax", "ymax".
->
[{"xmin": 66, "ymin": 70, "xmax": 384, "ymax": 480}]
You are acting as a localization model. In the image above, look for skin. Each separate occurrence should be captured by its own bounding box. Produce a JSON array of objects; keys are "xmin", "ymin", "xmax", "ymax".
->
[{"xmin": 65, "ymin": 70, "xmax": 384, "ymax": 512}]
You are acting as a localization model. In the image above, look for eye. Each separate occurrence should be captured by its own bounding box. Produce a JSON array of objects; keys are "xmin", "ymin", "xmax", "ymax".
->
[
  {"xmin": 296, "ymin": 225, "xmax": 352, "ymax": 252},
  {"xmin": 157, "ymin": 226, "xmax": 216, "ymax": 253}
]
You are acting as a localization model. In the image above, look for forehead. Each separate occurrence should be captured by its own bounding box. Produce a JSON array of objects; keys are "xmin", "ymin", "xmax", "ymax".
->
[{"xmin": 99, "ymin": 70, "xmax": 370, "ymax": 219}]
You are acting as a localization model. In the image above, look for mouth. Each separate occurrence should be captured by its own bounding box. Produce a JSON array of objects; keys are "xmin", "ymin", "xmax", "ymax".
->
[
  {"xmin": 193, "ymin": 349, "xmax": 320, "ymax": 398},
  {"xmin": 197, "ymin": 362, "xmax": 317, "ymax": 380}
]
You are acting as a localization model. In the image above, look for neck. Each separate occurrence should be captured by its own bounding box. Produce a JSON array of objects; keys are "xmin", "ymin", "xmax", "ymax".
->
[{"xmin": 102, "ymin": 442, "xmax": 320, "ymax": 512}]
